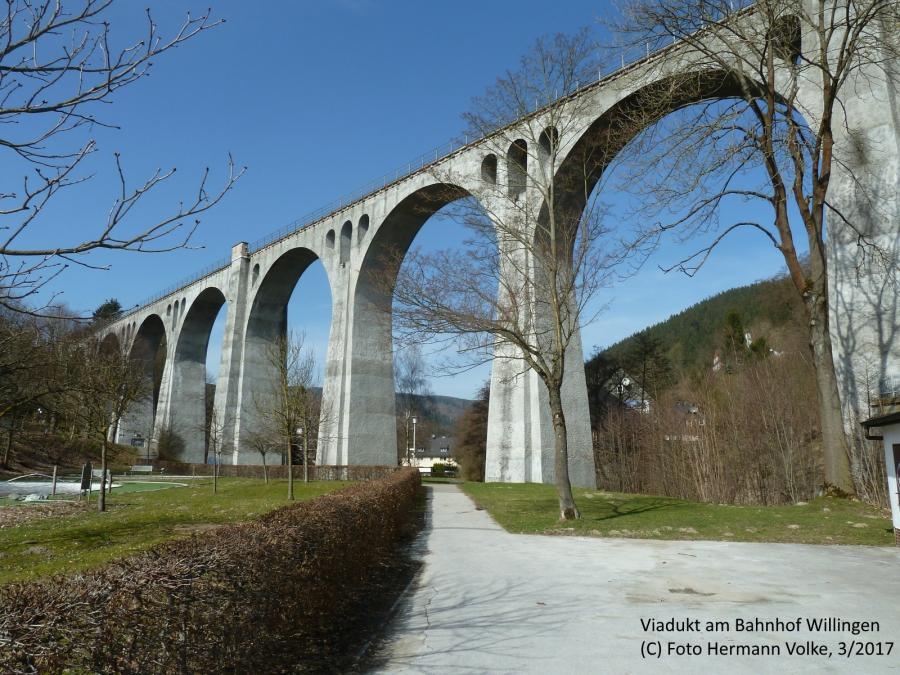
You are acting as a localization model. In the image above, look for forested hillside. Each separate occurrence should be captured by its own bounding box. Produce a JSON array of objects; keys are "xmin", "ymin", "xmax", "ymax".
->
[
  {"xmin": 594, "ymin": 273, "xmax": 804, "ymax": 375},
  {"xmin": 585, "ymin": 272, "xmax": 846, "ymax": 506}
]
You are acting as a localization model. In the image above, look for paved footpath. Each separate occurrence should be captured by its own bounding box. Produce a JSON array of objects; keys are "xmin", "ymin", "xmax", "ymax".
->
[{"xmin": 369, "ymin": 484, "xmax": 900, "ymax": 674}]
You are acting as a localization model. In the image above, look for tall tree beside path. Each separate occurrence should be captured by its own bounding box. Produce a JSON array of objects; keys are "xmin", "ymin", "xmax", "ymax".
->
[
  {"xmin": 609, "ymin": 0, "xmax": 900, "ymax": 494},
  {"xmin": 390, "ymin": 30, "xmax": 628, "ymax": 520},
  {"xmin": 0, "ymin": 0, "xmax": 243, "ymax": 313}
]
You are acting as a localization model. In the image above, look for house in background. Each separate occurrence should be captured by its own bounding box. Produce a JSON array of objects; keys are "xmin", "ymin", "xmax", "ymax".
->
[
  {"xmin": 605, "ymin": 369, "xmax": 652, "ymax": 413},
  {"xmin": 411, "ymin": 435, "xmax": 457, "ymax": 475}
]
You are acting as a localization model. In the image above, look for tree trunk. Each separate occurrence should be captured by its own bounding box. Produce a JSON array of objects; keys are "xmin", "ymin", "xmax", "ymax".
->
[
  {"xmin": 262, "ymin": 454, "xmax": 268, "ymax": 484},
  {"xmin": 98, "ymin": 438, "xmax": 108, "ymax": 512},
  {"xmin": 287, "ymin": 439, "xmax": 294, "ymax": 500},
  {"xmin": 547, "ymin": 385, "xmax": 580, "ymax": 520},
  {"xmin": 806, "ymin": 288, "xmax": 854, "ymax": 494},
  {"xmin": 2, "ymin": 417, "xmax": 15, "ymax": 468},
  {"xmin": 303, "ymin": 428, "xmax": 309, "ymax": 484}
]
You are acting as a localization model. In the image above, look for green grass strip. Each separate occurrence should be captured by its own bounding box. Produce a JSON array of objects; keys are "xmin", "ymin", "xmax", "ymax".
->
[
  {"xmin": 461, "ymin": 482, "xmax": 894, "ymax": 546},
  {"xmin": 0, "ymin": 478, "xmax": 347, "ymax": 584}
]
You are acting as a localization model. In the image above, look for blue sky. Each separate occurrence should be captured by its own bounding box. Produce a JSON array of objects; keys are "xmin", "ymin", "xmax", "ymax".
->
[{"xmin": 15, "ymin": 1, "xmax": 792, "ymax": 399}]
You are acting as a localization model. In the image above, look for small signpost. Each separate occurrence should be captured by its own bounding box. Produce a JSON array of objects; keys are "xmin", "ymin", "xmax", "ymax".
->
[{"xmin": 80, "ymin": 462, "xmax": 92, "ymax": 500}]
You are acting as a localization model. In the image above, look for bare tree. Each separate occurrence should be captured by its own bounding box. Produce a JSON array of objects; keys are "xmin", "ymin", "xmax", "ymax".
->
[
  {"xmin": 0, "ymin": 0, "xmax": 243, "ymax": 313},
  {"xmin": 454, "ymin": 382, "xmax": 490, "ymax": 481},
  {"xmin": 253, "ymin": 331, "xmax": 323, "ymax": 499},
  {"xmin": 0, "ymin": 307, "xmax": 82, "ymax": 467},
  {"xmin": 207, "ymin": 403, "xmax": 227, "ymax": 494},
  {"xmin": 0, "ymin": 315, "xmax": 48, "ymax": 466},
  {"xmin": 394, "ymin": 344, "xmax": 432, "ymax": 465},
  {"xmin": 246, "ymin": 429, "xmax": 276, "ymax": 484},
  {"xmin": 64, "ymin": 337, "xmax": 148, "ymax": 511},
  {"xmin": 608, "ymin": 0, "xmax": 900, "ymax": 493},
  {"xmin": 390, "ymin": 30, "xmax": 625, "ymax": 520}
]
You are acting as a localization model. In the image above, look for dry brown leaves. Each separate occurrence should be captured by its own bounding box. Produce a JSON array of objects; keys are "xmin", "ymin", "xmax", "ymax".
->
[{"xmin": 0, "ymin": 501, "xmax": 89, "ymax": 529}]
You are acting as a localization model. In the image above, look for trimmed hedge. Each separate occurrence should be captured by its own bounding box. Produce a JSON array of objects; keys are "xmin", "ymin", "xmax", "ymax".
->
[
  {"xmin": 0, "ymin": 468, "xmax": 421, "ymax": 673},
  {"xmin": 153, "ymin": 461, "xmax": 398, "ymax": 482}
]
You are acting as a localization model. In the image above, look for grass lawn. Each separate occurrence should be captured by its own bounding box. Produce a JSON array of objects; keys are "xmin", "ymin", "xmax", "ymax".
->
[
  {"xmin": 0, "ymin": 478, "xmax": 347, "ymax": 585},
  {"xmin": 461, "ymin": 483, "xmax": 895, "ymax": 546}
]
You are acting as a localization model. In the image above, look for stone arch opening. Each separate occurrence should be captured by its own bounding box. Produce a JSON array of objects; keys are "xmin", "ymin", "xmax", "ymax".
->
[
  {"xmin": 99, "ymin": 332, "xmax": 121, "ymax": 356},
  {"xmin": 340, "ymin": 220, "xmax": 352, "ymax": 264},
  {"xmin": 168, "ymin": 287, "xmax": 228, "ymax": 463},
  {"xmin": 119, "ymin": 314, "xmax": 167, "ymax": 458},
  {"xmin": 551, "ymin": 70, "xmax": 753, "ymax": 225},
  {"xmin": 238, "ymin": 247, "xmax": 333, "ymax": 465},
  {"xmin": 545, "ymin": 67, "xmax": 807, "ymax": 445},
  {"xmin": 326, "ymin": 229, "xmax": 336, "ymax": 249},
  {"xmin": 336, "ymin": 182, "xmax": 484, "ymax": 467},
  {"xmin": 507, "ymin": 139, "xmax": 527, "ymax": 199},
  {"xmin": 358, "ymin": 214, "xmax": 370, "ymax": 243},
  {"xmin": 771, "ymin": 14, "xmax": 802, "ymax": 65},
  {"xmin": 481, "ymin": 154, "xmax": 498, "ymax": 185},
  {"xmin": 539, "ymin": 126, "xmax": 559, "ymax": 164},
  {"xmin": 358, "ymin": 183, "xmax": 471, "ymax": 305}
]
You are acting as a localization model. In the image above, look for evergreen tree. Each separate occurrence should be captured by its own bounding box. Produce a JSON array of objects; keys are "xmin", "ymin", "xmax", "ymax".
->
[{"xmin": 91, "ymin": 299, "xmax": 122, "ymax": 324}]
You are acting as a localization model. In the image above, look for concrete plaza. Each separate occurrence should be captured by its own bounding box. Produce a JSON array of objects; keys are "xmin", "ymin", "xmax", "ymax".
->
[{"xmin": 371, "ymin": 484, "xmax": 900, "ymax": 674}]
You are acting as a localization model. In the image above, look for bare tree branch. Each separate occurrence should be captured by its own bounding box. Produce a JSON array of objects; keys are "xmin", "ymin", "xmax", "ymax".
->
[
  {"xmin": 609, "ymin": 0, "xmax": 900, "ymax": 493},
  {"xmin": 0, "ymin": 1, "xmax": 245, "ymax": 314},
  {"xmin": 386, "ymin": 30, "xmax": 641, "ymax": 519}
]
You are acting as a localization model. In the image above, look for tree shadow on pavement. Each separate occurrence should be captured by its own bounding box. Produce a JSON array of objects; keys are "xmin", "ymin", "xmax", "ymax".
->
[{"xmin": 360, "ymin": 486, "xmax": 581, "ymax": 673}]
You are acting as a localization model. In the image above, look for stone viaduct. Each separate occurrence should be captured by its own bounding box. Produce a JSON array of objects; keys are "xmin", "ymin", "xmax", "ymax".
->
[{"xmin": 99, "ymin": 2, "xmax": 899, "ymax": 488}]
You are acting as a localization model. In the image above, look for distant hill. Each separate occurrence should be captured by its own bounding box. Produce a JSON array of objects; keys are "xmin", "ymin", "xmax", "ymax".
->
[
  {"xmin": 206, "ymin": 385, "xmax": 473, "ymax": 437},
  {"xmin": 397, "ymin": 392, "xmax": 473, "ymax": 433},
  {"xmin": 592, "ymin": 272, "xmax": 805, "ymax": 375}
]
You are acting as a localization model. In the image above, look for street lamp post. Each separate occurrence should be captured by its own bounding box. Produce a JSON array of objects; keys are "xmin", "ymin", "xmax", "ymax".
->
[
  {"xmin": 411, "ymin": 416, "xmax": 418, "ymax": 466},
  {"xmin": 404, "ymin": 410, "xmax": 411, "ymax": 466},
  {"xmin": 296, "ymin": 426, "xmax": 308, "ymax": 483},
  {"xmin": 212, "ymin": 439, "xmax": 220, "ymax": 494}
]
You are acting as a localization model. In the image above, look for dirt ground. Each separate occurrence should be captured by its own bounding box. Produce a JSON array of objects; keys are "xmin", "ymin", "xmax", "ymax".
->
[{"xmin": 0, "ymin": 500, "xmax": 90, "ymax": 529}]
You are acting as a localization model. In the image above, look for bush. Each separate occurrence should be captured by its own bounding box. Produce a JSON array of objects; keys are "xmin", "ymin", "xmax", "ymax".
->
[
  {"xmin": 154, "ymin": 427, "xmax": 186, "ymax": 462},
  {"xmin": 0, "ymin": 469, "xmax": 421, "ymax": 673},
  {"xmin": 153, "ymin": 461, "xmax": 398, "ymax": 482},
  {"xmin": 430, "ymin": 462, "xmax": 455, "ymax": 477}
]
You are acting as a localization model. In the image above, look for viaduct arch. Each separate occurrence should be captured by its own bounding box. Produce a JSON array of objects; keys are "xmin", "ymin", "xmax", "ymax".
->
[{"xmin": 98, "ymin": 4, "xmax": 898, "ymax": 489}]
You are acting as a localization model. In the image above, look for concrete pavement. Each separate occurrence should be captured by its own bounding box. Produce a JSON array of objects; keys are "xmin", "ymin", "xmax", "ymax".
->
[{"xmin": 369, "ymin": 484, "xmax": 900, "ymax": 674}]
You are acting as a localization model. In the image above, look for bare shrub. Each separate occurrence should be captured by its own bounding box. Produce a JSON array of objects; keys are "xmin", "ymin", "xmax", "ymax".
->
[
  {"xmin": 155, "ymin": 427, "xmax": 186, "ymax": 462},
  {"xmin": 595, "ymin": 347, "xmax": 821, "ymax": 504}
]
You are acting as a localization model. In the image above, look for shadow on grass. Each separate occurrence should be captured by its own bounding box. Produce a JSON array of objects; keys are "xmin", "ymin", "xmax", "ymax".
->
[{"xmin": 586, "ymin": 496, "xmax": 691, "ymax": 523}]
